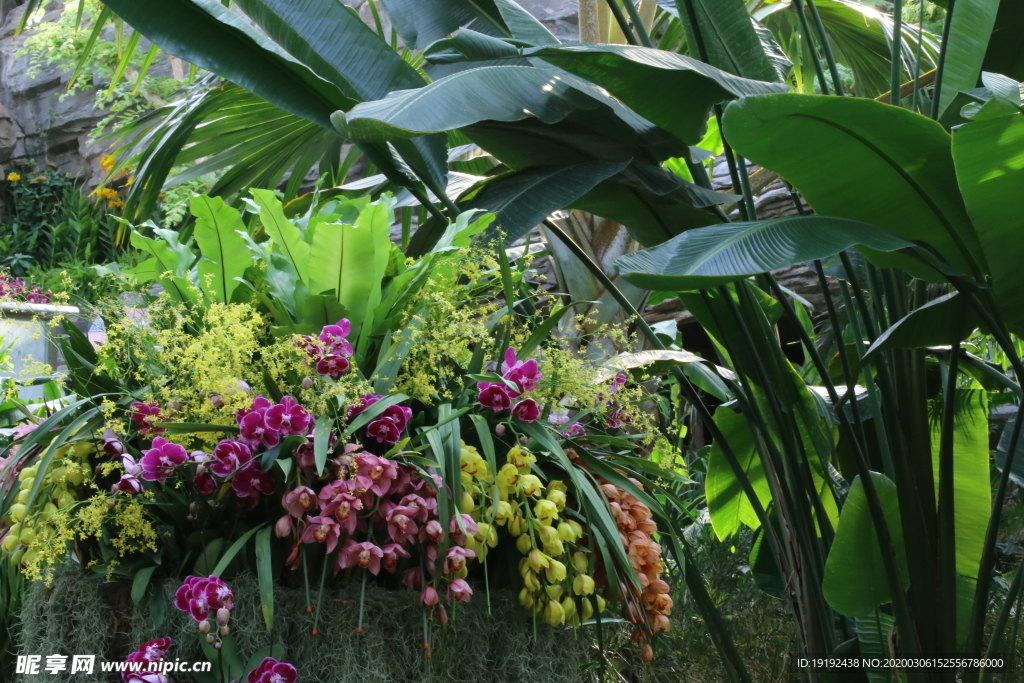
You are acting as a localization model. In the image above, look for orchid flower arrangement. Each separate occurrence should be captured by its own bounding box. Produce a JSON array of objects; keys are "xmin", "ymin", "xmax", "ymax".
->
[{"xmin": 0, "ymin": 193, "xmax": 700, "ymax": 670}]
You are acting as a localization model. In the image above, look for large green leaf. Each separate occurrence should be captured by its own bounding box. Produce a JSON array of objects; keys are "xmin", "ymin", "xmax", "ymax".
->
[
  {"xmin": 756, "ymin": 0, "xmax": 939, "ymax": 99},
  {"xmin": 525, "ymin": 44, "xmax": 787, "ymax": 145},
  {"xmin": 250, "ymin": 189, "xmax": 310, "ymax": 283},
  {"xmin": 570, "ymin": 180, "xmax": 718, "ymax": 247},
  {"xmin": 823, "ymin": 472, "xmax": 910, "ymax": 618},
  {"xmin": 308, "ymin": 198, "xmax": 392, "ymax": 345},
  {"xmin": 722, "ymin": 94, "xmax": 986, "ymax": 280},
  {"xmin": 381, "ymin": 0, "xmax": 507, "ymax": 50},
  {"xmin": 981, "ymin": 0, "xmax": 1024, "ymax": 82},
  {"xmin": 929, "ymin": 384, "xmax": 990, "ymax": 642},
  {"xmin": 99, "ymin": 0, "xmax": 349, "ymax": 128},
  {"xmin": 615, "ymin": 216, "xmax": 913, "ymax": 290},
  {"xmin": 233, "ymin": 0, "xmax": 424, "ymax": 101},
  {"xmin": 190, "ymin": 195, "xmax": 252, "ymax": 304},
  {"xmin": 466, "ymin": 161, "xmax": 628, "ymax": 244},
  {"xmin": 938, "ymin": 0, "xmax": 1001, "ymax": 114},
  {"xmin": 860, "ymin": 292, "xmax": 981, "ymax": 367},
  {"xmin": 669, "ymin": 0, "xmax": 780, "ymax": 82},
  {"xmin": 952, "ymin": 113, "xmax": 1024, "ymax": 323},
  {"xmin": 345, "ymin": 66, "xmax": 614, "ymax": 142},
  {"xmin": 706, "ymin": 406, "xmax": 772, "ymax": 540}
]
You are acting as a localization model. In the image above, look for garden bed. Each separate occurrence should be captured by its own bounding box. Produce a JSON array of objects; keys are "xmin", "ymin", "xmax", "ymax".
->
[{"xmin": 16, "ymin": 569, "xmax": 590, "ymax": 683}]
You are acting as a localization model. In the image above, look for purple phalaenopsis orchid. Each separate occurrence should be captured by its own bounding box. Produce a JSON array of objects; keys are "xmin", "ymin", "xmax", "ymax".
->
[
  {"xmin": 264, "ymin": 396, "xmax": 311, "ymax": 436},
  {"xmin": 511, "ymin": 398, "xmax": 540, "ymax": 423},
  {"xmin": 210, "ymin": 439, "xmax": 254, "ymax": 477},
  {"xmin": 131, "ymin": 402, "xmax": 165, "ymax": 437},
  {"xmin": 500, "ymin": 347, "xmax": 542, "ymax": 393},
  {"xmin": 477, "ymin": 383, "xmax": 514, "ymax": 411},
  {"xmin": 139, "ymin": 438, "xmax": 188, "ymax": 482},
  {"xmin": 231, "ymin": 462, "xmax": 274, "ymax": 498},
  {"xmin": 246, "ymin": 657, "xmax": 298, "ymax": 683},
  {"xmin": 174, "ymin": 576, "xmax": 233, "ymax": 623},
  {"xmin": 121, "ymin": 638, "xmax": 172, "ymax": 683}
]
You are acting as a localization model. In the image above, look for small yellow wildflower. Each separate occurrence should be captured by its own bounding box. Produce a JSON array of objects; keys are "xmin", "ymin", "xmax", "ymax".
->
[{"xmin": 6, "ymin": 172, "xmax": 20, "ymax": 181}]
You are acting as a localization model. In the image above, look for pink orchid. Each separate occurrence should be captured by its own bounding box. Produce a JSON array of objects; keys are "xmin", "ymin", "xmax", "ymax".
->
[
  {"xmin": 302, "ymin": 515, "xmax": 342, "ymax": 553},
  {"xmin": 444, "ymin": 546, "xmax": 476, "ymax": 574},
  {"xmin": 448, "ymin": 578, "xmax": 473, "ymax": 603},
  {"xmin": 449, "ymin": 514, "xmax": 479, "ymax": 547},
  {"xmin": 420, "ymin": 585, "xmax": 439, "ymax": 607},
  {"xmin": 282, "ymin": 486, "xmax": 317, "ymax": 518},
  {"xmin": 385, "ymin": 504, "xmax": 420, "ymax": 545},
  {"xmin": 402, "ymin": 567, "xmax": 422, "ymax": 591},
  {"xmin": 139, "ymin": 437, "xmax": 188, "ymax": 482},
  {"xmin": 321, "ymin": 492, "xmax": 363, "ymax": 536},
  {"xmin": 118, "ymin": 473, "xmax": 143, "ymax": 495},
  {"xmin": 381, "ymin": 543, "xmax": 411, "ymax": 573},
  {"xmin": 345, "ymin": 394, "xmax": 382, "ymax": 421},
  {"xmin": 355, "ymin": 454, "xmax": 398, "ymax": 496},
  {"xmin": 192, "ymin": 472, "xmax": 217, "ymax": 495},
  {"xmin": 339, "ymin": 540, "xmax": 384, "ymax": 575}
]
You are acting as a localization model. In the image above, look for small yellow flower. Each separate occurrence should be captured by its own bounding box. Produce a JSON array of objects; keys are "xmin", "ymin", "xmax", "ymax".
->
[
  {"xmin": 100, "ymin": 154, "xmax": 116, "ymax": 173},
  {"xmin": 108, "ymin": 199, "xmax": 124, "ymax": 209},
  {"xmin": 6, "ymin": 172, "xmax": 20, "ymax": 181}
]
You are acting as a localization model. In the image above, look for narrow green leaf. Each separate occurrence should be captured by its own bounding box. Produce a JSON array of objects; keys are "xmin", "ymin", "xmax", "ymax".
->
[
  {"xmin": 212, "ymin": 525, "xmax": 264, "ymax": 577},
  {"xmin": 616, "ymin": 216, "xmax": 913, "ymax": 291},
  {"xmin": 132, "ymin": 566, "xmax": 157, "ymax": 605},
  {"xmin": 255, "ymin": 526, "xmax": 275, "ymax": 631},
  {"xmin": 313, "ymin": 416, "xmax": 334, "ymax": 476}
]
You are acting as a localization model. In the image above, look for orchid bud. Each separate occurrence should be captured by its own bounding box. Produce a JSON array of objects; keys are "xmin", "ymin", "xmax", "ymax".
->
[
  {"xmin": 519, "ymin": 435, "xmax": 528, "ymax": 446},
  {"xmin": 205, "ymin": 634, "xmax": 216, "ymax": 644},
  {"xmin": 219, "ymin": 626, "xmax": 230, "ymax": 637},
  {"xmin": 494, "ymin": 424, "xmax": 506, "ymax": 437},
  {"xmin": 186, "ymin": 514, "xmax": 194, "ymax": 522},
  {"xmin": 198, "ymin": 620, "xmax": 211, "ymax": 634},
  {"xmin": 196, "ymin": 463, "xmax": 207, "ymax": 477},
  {"xmin": 110, "ymin": 484, "xmax": 119, "ymax": 495},
  {"xmin": 302, "ymin": 377, "xmax": 313, "ymax": 390},
  {"xmin": 213, "ymin": 641, "xmax": 222, "ymax": 650},
  {"xmin": 275, "ymin": 515, "xmax": 293, "ymax": 538},
  {"xmin": 216, "ymin": 608, "xmax": 230, "ymax": 626},
  {"xmin": 209, "ymin": 394, "xmax": 225, "ymax": 409},
  {"xmin": 189, "ymin": 503, "xmax": 197, "ymax": 514},
  {"xmin": 108, "ymin": 501, "xmax": 116, "ymax": 511}
]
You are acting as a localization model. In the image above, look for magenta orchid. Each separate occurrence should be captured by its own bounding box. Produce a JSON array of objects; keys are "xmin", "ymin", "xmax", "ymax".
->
[
  {"xmin": 511, "ymin": 398, "xmax": 540, "ymax": 423},
  {"xmin": 121, "ymin": 638, "xmax": 172, "ymax": 683},
  {"xmin": 265, "ymin": 396, "xmax": 312, "ymax": 436},
  {"xmin": 231, "ymin": 462, "xmax": 274, "ymax": 498},
  {"xmin": 296, "ymin": 318, "xmax": 354, "ymax": 379},
  {"xmin": 246, "ymin": 657, "xmax": 298, "ymax": 683},
  {"xmin": 139, "ymin": 437, "xmax": 188, "ymax": 482},
  {"xmin": 210, "ymin": 439, "xmax": 254, "ymax": 477},
  {"xmin": 131, "ymin": 402, "xmax": 165, "ymax": 437},
  {"xmin": 501, "ymin": 347, "xmax": 542, "ymax": 393},
  {"xmin": 174, "ymin": 576, "xmax": 233, "ymax": 623},
  {"xmin": 477, "ymin": 383, "xmax": 514, "ymax": 411}
]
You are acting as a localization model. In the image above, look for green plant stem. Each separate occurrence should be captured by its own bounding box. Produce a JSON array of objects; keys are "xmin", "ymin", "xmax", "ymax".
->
[
  {"xmin": 542, "ymin": 217, "xmax": 756, "ymax": 679},
  {"xmin": 678, "ymin": 0, "xmax": 710, "ymax": 63},
  {"xmin": 937, "ymin": 346, "xmax": 959, "ymax": 658},
  {"xmin": 930, "ymin": 0, "xmax": 956, "ymax": 119},
  {"xmin": 890, "ymin": 0, "xmax": 904, "ymax": 107},
  {"xmin": 620, "ymin": 0, "xmax": 653, "ymax": 47},
  {"xmin": 792, "ymin": 0, "xmax": 832, "ymax": 94},
  {"xmin": 604, "ymin": 0, "xmax": 640, "ymax": 45},
  {"xmin": 805, "ymin": 0, "xmax": 845, "ymax": 96}
]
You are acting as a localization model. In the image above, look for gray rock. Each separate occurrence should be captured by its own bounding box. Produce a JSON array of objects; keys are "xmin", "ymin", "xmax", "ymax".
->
[{"xmin": 0, "ymin": 103, "xmax": 18, "ymax": 161}]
